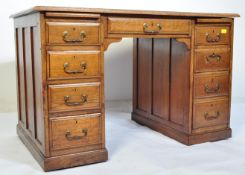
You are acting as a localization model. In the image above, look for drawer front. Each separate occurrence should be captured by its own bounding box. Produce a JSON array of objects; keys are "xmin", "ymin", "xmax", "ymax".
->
[
  {"xmin": 50, "ymin": 114, "xmax": 101, "ymax": 151},
  {"xmin": 48, "ymin": 83, "xmax": 101, "ymax": 113},
  {"xmin": 193, "ymin": 98, "xmax": 229, "ymax": 130},
  {"xmin": 195, "ymin": 26, "xmax": 230, "ymax": 45},
  {"xmin": 48, "ymin": 51, "xmax": 100, "ymax": 79},
  {"xmin": 46, "ymin": 22, "xmax": 100, "ymax": 45},
  {"xmin": 108, "ymin": 17, "xmax": 191, "ymax": 35},
  {"xmin": 195, "ymin": 48, "xmax": 230, "ymax": 72},
  {"xmin": 194, "ymin": 72, "xmax": 229, "ymax": 98}
]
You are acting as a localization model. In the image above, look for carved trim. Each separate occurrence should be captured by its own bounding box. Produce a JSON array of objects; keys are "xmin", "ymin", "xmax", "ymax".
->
[
  {"xmin": 175, "ymin": 38, "xmax": 191, "ymax": 50},
  {"xmin": 103, "ymin": 37, "xmax": 122, "ymax": 51},
  {"xmin": 103, "ymin": 37, "xmax": 190, "ymax": 50}
]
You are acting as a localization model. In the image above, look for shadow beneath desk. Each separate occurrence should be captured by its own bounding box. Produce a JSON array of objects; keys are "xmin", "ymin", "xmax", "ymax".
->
[
  {"xmin": 105, "ymin": 108, "xmax": 145, "ymax": 157},
  {"xmin": 0, "ymin": 60, "xmax": 17, "ymax": 112},
  {"xmin": 0, "ymin": 112, "xmax": 42, "ymax": 171},
  {"xmin": 0, "ymin": 135, "xmax": 42, "ymax": 171}
]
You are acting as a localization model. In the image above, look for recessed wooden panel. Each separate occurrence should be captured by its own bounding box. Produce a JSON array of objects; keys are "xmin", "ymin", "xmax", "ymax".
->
[
  {"xmin": 32, "ymin": 26, "xmax": 44, "ymax": 145},
  {"xmin": 152, "ymin": 38, "xmax": 170, "ymax": 120},
  {"xmin": 15, "ymin": 28, "xmax": 21, "ymax": 122},
  {"xmin": 24, "ymin": 27, "xmax": 35, "ymax": 135},
  {"xmin": 170, "ymin": 39, "xmax": 190, "ymax": 126},
  {"xmin": 18, "ymin": 28, "xmax": 27, "ymax": 127},
  {"xmin": 137, "ymin": 38, "xmax": 152, "ymax": 113}
]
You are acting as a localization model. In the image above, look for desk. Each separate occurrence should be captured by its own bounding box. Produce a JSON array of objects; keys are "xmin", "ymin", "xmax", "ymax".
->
[{"xmin": 11, "ymin": 6, "xmax": 239, "ymax": 171}]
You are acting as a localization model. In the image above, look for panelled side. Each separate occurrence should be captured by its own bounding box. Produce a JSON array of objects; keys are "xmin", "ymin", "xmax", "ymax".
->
[{"xmin": 14, "ymin": 13, "xmax": 45, "ymax": 154}]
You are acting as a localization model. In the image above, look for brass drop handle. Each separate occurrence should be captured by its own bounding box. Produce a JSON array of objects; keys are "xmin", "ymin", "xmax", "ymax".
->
[
  {"xmin": 63, "ymin": 31, "xmax": 86, "ymax": 43},
  {"xmin": 63, "ymin": 62, "xmax": 87, "ymax": 74},
  {"xmin": 204, "ymin": 83, "xmax": 220, "ymax": 93},
  {"xmin": 64, "ymin": 94, "xmax": 87, "ymax": 106},
  {"xmin": 206, "ymin": 32, "xmax": 221, "ymax": 43},
  {"xmin": 143, "ymin": 23, "xmax": 162, "ymax": 34},
  {"xmin": 206, "ymin": 53, "xmax": 221, "ymax": 63},
  {"xmin": 65, "ymin": 128, "xmax": 88, "ymax": 141},
  {"xmin": 204, "ymin": 111, "xmax": 220, "ymax": 120}
]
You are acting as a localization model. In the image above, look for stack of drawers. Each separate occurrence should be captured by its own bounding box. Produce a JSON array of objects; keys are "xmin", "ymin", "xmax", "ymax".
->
[
  {"xmin": 193, "ymin": 24, "xmax": 232, "ymax": 134},
  {"xmin": 45, "ymin": 17, "xmax": 106, "ymax": 157}
]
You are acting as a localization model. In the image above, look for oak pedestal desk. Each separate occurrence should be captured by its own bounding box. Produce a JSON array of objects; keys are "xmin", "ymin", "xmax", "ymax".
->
[{"xmin": 11, "ymin": 6, "xmax": 239, "ymax": 171}]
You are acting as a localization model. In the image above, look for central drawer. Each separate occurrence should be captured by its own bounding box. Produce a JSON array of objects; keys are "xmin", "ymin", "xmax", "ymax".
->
[
  {"xmin": 48, "ymin": 82, "xmax": 101, "ymax": 113},
  {"xmin": 108, "ymin": 17, "xmax": 191, "ymax": 35},
  {"xmin": 50, "ymin": 113, "xmax": 101, "ymax": 151},
  {"xmin": 48, "ymin": 51, "xmax": 100, "ymax": 79}
]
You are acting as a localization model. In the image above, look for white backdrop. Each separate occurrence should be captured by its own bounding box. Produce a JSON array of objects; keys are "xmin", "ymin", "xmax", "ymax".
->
[{"xmin": 0, "ymin": 0, "xmax": 244, "ymax": 112}]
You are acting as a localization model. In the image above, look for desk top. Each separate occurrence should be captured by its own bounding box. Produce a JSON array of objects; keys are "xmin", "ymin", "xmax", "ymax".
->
[{"xmin": 11, "ymin": 6, "xmax": 240, "ymax": 18}]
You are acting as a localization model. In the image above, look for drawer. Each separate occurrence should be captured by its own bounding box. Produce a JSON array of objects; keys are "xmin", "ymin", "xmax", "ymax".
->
[
  {"xmin": 46, "ymin": 22, "xmax": 100, "ymax": 45},
  {"xmin": 48, "ymin": 51, "xmax": 100, "ymax": 79},
  {"xmin": 195, "ymin": 48, "xmax": 230, "ymax": 72},
  {"xmin": 48, "ymin": 82, "xmax": 101, "ymax": 113},
  {"xmin": 193, "ymin": 98, "xmax": 229, "ymax": 130},
  {"xmin": 108, "ymin": 17, "xmax": 191, "ymax": 35},
  {"xmin": 195, "ymin": 26, "xmax": 230, "ymax": 45},
  {"xmin": 50, "ymin": 113, "xmax": 101, "ymax": 151},
  {"xmin": 194, "ymin": 72, "xmax": 229, "ymax": 98}
]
